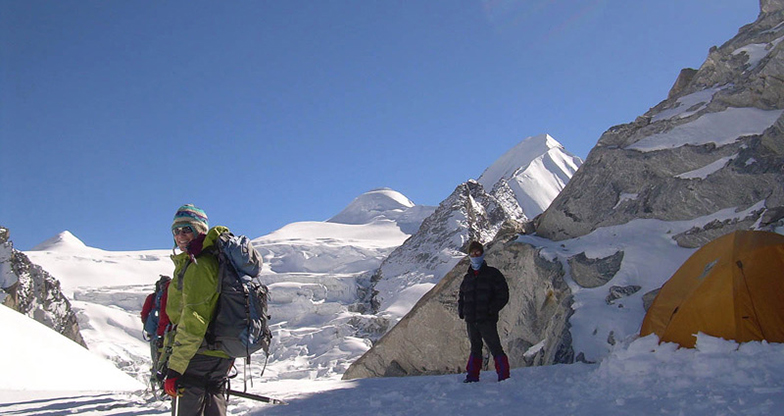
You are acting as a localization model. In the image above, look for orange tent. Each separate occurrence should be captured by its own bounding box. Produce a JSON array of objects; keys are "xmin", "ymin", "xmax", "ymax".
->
[{"xmin": 640, "ymin": 230, "xmax": 784, "ymax": 347}]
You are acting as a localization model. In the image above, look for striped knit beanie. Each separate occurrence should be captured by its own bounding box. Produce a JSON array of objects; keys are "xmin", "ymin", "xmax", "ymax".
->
[{"xmin": 172, "ymin": 204, "xmax": 209, "ymax": 236}]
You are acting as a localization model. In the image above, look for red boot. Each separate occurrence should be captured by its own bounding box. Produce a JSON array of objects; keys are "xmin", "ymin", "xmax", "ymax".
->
[
  {"xmin": 464, "ymin": 355, "xmax": 482, "ymax": 383},
  {"xmin": 494, "ymin": 354, "xmax": 510, "ymax": 381}
]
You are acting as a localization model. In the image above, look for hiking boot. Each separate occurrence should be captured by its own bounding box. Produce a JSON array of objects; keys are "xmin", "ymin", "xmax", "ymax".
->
[
  {"xmin": 494, "ymin": 353, "xmax": 510, "ymax": 382},
  {"xmin": 464, "ymin": 354, "xmax": 482, "ymax": 383}
]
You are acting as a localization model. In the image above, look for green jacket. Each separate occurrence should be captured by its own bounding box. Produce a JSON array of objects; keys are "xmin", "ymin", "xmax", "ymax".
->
[{"xmin": 166, "ymin": 226, "xmax": 231, "ymax": 374}]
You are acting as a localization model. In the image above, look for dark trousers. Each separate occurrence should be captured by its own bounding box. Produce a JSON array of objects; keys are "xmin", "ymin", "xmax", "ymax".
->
[
  {"xmin": 466, "ymin": 320, "xmax": 505, "ymax": 358},
  {"xmin": 172, "ymin": 354, "xmax": 235, "ymax": 416}
]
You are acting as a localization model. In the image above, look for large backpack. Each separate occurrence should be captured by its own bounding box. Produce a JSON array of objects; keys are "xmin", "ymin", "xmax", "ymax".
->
[
  {"xmin": 144, "ymin": 276, "xmax": 169, "ymax": 338},
  {"xmin": 205, "ymin": 232, "xmax": 272, "ymax": 359}
]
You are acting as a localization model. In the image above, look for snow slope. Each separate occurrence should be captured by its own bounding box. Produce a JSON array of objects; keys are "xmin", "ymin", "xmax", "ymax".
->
[
  {"xmin": 523, "ymin": 202, "xmax": 775, "ymax": 362},
  {"xmin": 629, "ymin": 107, "xmax": 784, "ymax": 152},
  {"xmin": 2, "ymin": 306, "xmax": 782, "ymax": 416},
  {"xmin": 0, "ymin": 304, "xmax": 142, "ymax": 392}
]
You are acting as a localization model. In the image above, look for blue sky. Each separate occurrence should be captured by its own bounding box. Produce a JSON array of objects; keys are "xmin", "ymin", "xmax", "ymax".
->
[{"xmin": 1, "ymin": 1, "xmax": 759, "ymax": 251}]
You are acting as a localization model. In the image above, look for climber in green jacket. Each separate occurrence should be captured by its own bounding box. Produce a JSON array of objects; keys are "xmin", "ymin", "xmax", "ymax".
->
[{"xmin": 163, "ymin": 204, "xmax": 233, "ymax": 416}]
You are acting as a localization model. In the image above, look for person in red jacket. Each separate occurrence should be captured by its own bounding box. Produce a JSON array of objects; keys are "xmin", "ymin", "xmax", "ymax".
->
[
  {"xmin": 141, "ymin": 293, "xmax": 155, "ymax": 328},
  {"xmin": 141, "ymin": 275, "xmax": 171, "ymax": 373}
]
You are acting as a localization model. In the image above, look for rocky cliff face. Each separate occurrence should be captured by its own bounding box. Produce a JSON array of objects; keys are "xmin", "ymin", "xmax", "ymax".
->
[
  {"xmin": 344, "ymin": 1, "xmax": 784, "ymax": 379},
  {"xmin": 343, "ymin": 232, "xmax": 572, "ymax": 380},
  {"xmin": 762, "ymin": 0, "xmax": 784, "ymax": 16},
  {"xmin": 361, "ymin": 136, "xmax": 580, "ymax": 333},
  {"xmin": 535, "ymin": 2, "xmax": 784, "ymax": 245},
  {"xmin": 353, "ymin": 180, "xmax": 525, "ymax": 337},
  {"xmin": 345, "ymin": 136, "xmax": 580, "ymax": 377},
  {"xmin": 0, "ymin": 226, "xmax": 86, "ymax": 348}
]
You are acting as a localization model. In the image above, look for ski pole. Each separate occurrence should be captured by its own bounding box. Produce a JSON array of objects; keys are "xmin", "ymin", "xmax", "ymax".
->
[{"xmin": 227, "ymin": 389, "xmax": 288, "ymax": 405}]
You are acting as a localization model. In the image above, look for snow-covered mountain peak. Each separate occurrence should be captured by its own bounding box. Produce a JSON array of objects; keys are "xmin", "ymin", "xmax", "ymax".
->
[
  {"xmin": 328, "ymin": 188, "xmax": 416, "ymax": 225},
  {"xmin": 477, "ymin": 134, "xmax": 582, "ymax": 219},
  {"xmin": 30, "ymin": 231, "xmax": 89, "ymax": 252},
  {"xmin": 478, "ymin": 134, "xmax": 562, "ymax": 187}
]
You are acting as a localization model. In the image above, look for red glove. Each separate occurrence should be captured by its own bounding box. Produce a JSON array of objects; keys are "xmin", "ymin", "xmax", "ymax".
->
[{"xmin": 164, "ymin": 370, "xmax": 182, "ymax": 397}]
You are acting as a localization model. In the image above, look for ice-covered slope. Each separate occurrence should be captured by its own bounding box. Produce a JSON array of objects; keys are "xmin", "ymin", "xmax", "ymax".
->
[
  {"xmin": 255, "ymin": 220, "xmax": 409, "ymax": 274},
  {"xmin": 19, "ymin": 189, "xmax": 435, "ymax": 384},
  {"xmin": 329, "ymin": 188, "xmax": 411, "ymax": 223},
  {"xmin": 254, "ymin": 189, "xmax": 433, "ymax": 275},
  {"xmin": 250, "ymin": 188, "xmax": 435, "ymax": 379},
  {"xmin": 327, "ymin": 188, "xmax": 434, "ymax": 234},
  {"xmin": 25, "ymin": 235, "xmax": 172, "ymax": 298}
]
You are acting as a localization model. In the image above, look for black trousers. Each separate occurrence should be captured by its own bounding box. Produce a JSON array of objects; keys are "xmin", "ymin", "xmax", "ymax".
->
[
  {"xmin": 172, "ymin": 354, "xmax": 235, "ymax": 416},
  {"xmin": 466, "ymin": 320, "xmax": 505, "ymax": 358}
]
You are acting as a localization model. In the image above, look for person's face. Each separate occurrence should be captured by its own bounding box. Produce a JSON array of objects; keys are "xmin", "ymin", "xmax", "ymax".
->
[{"xmin": 173, "ymin": 225, "xmax": 195, "ymax": 252}]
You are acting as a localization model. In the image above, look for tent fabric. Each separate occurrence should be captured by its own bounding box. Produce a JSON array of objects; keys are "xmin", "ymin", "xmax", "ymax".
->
[{"xmin": 640, "ymin": 230, "xmax": 784, "ymax": 348}]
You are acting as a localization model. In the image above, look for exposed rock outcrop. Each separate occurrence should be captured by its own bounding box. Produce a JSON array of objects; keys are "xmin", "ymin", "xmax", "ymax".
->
[
  {"xmin": 344, "ymin": 237, "xmax": 572, "ymax": 379},
  {"xmin": 761, "ymin": 0, "xmax": 784, "ymax": 15},
  {"xmin": 568, "ymin": 251, "xmax": 624, "ymax": 288},
  {"xmin": 535, "ymin": 4, "xmax": 784, "ymax": 242},
  {"xmin": 0, "ymin": 226, "xmax": 86, "ymax": 348},
  {"xmin": 356, "ymin": 179, "xmax": 527, "ymax": 336},
  {"xmin": 362, "ymin": 135, "xmax": 580, "ymax": 335}
]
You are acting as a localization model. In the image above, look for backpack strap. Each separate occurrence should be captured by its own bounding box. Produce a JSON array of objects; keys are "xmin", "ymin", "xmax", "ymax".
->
[
  {"xmin": 201, "ymin": 238, "xmax": 226, "ymax": 294},
  {"xmin": 176, "ymin": 260, "xmax": 191, "ymax": 291},
  {"xmin": 154, "ymin": 286, "xmax": 165, "ymax": 309}
]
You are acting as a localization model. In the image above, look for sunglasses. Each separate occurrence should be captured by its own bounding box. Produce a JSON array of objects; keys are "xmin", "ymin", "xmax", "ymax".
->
[
  {"xmin": 172, "ymin": 226, "xmax": 194, "ymax": 236},
  {"xmin": 469, "ymin": 250, "xmax": 483, "ymax": 257}
]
